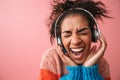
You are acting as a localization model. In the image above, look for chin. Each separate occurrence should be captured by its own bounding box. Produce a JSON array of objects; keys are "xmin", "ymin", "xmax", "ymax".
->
[{"xmin": 74, "ymin": 59, "xmax": 85, "ymax": 65}]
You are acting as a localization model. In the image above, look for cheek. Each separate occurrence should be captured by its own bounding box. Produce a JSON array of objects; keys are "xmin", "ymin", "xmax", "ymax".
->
[
  {"xmin": 61, "ymin": 37, "xmax": 70, "ymax": 47},
  {"xmin": 84, "ymin": 37, "xmax": 91, "ymax": 44},
  {"xmin": 81, "ymin": 34, "xmax": 92, "ymax": 43},
  {"xmin": 61, "ymin": 36, "xmax": 71, "ymax": 51},
  {"xmin": 81, "ymin": 35, "xmax": 92, "ymax": 51}
]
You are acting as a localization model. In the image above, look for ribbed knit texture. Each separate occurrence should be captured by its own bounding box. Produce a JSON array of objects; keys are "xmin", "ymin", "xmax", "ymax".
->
[
  {"xmin": 60, "ymin": 64, "xmax": 104, "ymax": 80},
  {"xmin": 82, "ymin": 64, "xmax": 104, "ymax": 80},
  {"xmin": 60, "ymin": 65, "xmax": 82, "ymax": 80}
]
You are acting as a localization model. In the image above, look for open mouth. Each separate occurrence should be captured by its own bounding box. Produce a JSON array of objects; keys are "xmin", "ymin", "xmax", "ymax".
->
[{"xmin": 70, "ymin": 48, "xmax": 84, "ymax": 59}]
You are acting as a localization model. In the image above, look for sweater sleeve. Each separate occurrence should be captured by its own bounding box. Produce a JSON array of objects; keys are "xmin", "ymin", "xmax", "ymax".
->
[
  {"xmin": 60, "ymin": 65, "xmax": 82, "ymax": 80},
  {"xmin": 39, "ymin": 49, "xmax": 61, "ymax": 80},
  {"xmin": 82, "ymin": 64, "xmax": 104, "ymax": 80}
]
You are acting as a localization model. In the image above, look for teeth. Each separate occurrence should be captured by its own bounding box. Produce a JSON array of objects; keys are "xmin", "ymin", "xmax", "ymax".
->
[{"xmin": 71, "ymin": 48, "xmax": 84, "ymax": 52}]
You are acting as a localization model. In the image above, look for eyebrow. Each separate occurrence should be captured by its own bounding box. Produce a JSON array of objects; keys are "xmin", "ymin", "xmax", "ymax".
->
[
  {"xmin": 62, "ymin": 27, "xmax": 89, "ymax": 33},
  {"xmin": 62, "ymin": 30, "xmax": 71, "ymax": 34},
  {"xmin": 78, "ymin": 27, "xmax": 89, "ymax": 32}
]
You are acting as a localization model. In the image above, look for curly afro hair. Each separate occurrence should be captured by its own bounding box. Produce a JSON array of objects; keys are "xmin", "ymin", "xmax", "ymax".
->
[{"xmin": 47, "ymin": 0, "xmax": 111, "ymax": 44}]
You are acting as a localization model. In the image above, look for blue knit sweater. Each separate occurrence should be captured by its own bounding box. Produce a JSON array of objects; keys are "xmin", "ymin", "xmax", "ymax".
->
[{"xmin": 60, "ymin": 64, "xmax": 104, "ymax": 80}]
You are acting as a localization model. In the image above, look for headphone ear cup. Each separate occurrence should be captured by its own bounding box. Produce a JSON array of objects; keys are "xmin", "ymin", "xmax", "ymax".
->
[
  {"xmin": 92, "ymin": 29, "xmax": 99, "ymax": 42},
  {"xmin": 57, "ymin": 37, "xmax": 62, "ymax": 46}
]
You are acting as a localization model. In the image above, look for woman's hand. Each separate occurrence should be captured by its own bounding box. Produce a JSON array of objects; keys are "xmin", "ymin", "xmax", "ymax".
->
[
  {"xmin": 83, "ymin": 33, "xmax": 107, "ymax": 67},
  {"xmin": 57, "ymin": 46, "xmax": 77, "ymax": 66}
]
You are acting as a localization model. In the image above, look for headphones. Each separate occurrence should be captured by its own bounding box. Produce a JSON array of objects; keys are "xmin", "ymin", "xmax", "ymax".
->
[{"xmin": 54, "ymin": 8, "xmax": 100, "ymax": 47}]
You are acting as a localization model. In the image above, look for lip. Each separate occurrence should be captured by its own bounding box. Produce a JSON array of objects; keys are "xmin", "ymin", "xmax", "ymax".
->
[{"xmin": 70, "ymin": 47, "xmax": 85, "ymax": 59}]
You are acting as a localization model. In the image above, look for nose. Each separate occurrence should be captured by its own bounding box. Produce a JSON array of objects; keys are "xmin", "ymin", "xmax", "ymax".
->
[{"xmin": 71, "ymin": 34, "xmax": 81, "ymax": 45}]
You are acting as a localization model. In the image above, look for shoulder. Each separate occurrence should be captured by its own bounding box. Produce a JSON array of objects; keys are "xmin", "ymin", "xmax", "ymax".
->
[
  {"xmin": 40, "ymin": 47, "xmax": 62, "ymax": 74},
  {"xmin": 98, "ymin": 57, "xmax": 109, "ymax": 68},
  {"xmin": 98, "ymin": 57, "xmax": 108, "ymax": 64},
  {"xmin": 42, "ymin": 47, "xmax": 59, "ymax": 60},
  {"xmin": 98, "ymin": 57, "xmax": 110, "ymax": 78},
  {"xmin": 40, "ymin": 47, "xmax": 60, "ymax": 68}
]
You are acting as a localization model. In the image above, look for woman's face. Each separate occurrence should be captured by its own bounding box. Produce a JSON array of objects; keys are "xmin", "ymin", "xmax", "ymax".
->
[{"xmin": 61, "ymin": 14, "xmax": 92, "ymax": 64}]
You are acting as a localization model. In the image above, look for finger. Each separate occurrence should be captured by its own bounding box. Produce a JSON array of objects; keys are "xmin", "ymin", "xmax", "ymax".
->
[
  {"xmin": 57, "ymin": 46, "xmax": 66, "ymax": 59},
  {"xmin": 57, "ymin": 46, "xmax": 77, "ymax": 66},
  {"xmin": 86, "ymin": 46, "xmax": 97, "ymax": 60},
  {"xmin": 83, "ymin": 45, "xmax": 103, "ymax": 67},
  {"xmin": 99, "ymin": 33, "xmax": 107, "ymax": 44},
  {"xmin": 97, "ymin": 33, "xmax": 107, "ymax": 50},
  {"xmin": 90, "ymin": 46, "xmax": 97, "ymax": 53},
  {"xmin": 58, "ymin": 46, "xmax": 71, "ymax": 62}
]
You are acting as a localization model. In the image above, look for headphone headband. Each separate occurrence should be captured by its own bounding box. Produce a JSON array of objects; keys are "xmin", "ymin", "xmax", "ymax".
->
[{"xmin": 54, "ymin": 8, "xmax": 100, "ymax": 44}]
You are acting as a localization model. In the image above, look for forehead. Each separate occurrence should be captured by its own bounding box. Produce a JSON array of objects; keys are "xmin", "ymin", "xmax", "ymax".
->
[{"xmin": 61, "ymin": 14, "xmax": 89, "ymax": 29}]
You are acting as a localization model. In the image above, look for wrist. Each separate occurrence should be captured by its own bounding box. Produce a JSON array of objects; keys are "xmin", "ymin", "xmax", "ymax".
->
[
  {"xmin": 60, "ymin": 65, "xmax": 82, "ymax": 80},
  {"xmin": 82, "ymin": 64, "xmax": 104, "ymax": 80}
]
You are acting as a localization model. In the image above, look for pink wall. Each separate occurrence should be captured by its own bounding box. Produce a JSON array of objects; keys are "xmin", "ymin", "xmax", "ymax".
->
[{"xmin": 0, "ymin": 0, "xmax": 120, "ymax": 80}]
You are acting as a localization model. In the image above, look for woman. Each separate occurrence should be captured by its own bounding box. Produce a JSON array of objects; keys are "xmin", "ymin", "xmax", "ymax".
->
[{"xmin": 39, "ymin": 0, "xmax": 111, "ymax": 80}]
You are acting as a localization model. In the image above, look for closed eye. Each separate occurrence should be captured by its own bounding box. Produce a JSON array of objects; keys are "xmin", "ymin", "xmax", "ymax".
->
[
  {"xmin": 78, "ymin": 28, "xmax": 89, "ymax": 35},
  {"xmin": 80, "ymin": 32, "xmax": 89, "ymax": 35},
  {"xmin": 62, "ymin": 31, "xmax": 71, "ymax": 37}
]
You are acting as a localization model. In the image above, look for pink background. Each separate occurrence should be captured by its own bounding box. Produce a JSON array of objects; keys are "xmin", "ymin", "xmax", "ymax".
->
[{"xmin": 0, "ymin": 0, "xmax": 120, "ymax": 80}]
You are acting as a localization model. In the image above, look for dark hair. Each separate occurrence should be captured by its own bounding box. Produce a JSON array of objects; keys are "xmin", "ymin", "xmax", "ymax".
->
[{"xmin": 47, "ymin": 0, "xmax": 111, "ymax": 44}]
